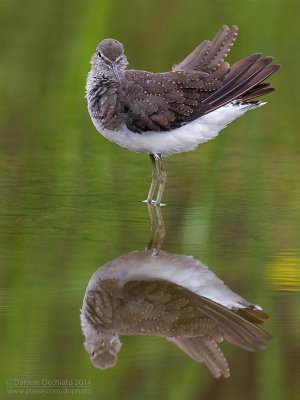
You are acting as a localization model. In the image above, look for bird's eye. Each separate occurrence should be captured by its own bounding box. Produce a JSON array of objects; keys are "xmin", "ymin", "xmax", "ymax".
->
[{"xmin": 97, "ymin": 51, "xmax": 102, "ymax": 59}]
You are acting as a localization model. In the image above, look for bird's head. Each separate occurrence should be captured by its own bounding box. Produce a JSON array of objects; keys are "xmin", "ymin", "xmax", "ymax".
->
[
  {"xmin": 91, "ymin": 39, "xmax": 128, "ymax": 83},
  {"xmin": 84, "ymin": 333, "xmax": 122, "ymax": 370}
]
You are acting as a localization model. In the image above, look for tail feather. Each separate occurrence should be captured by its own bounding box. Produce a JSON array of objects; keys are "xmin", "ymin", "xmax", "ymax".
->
[
  {"xmin": 172, "ymin": 26, "xmax": 280, "ymax": 123},
  {"xmin": 237, "ymin": 307, "xmax": 270, "ymax": 324},
  {"xmin": 196, "ymin": 298, "xmax": 273, "ymax": 351},
  {"xmin": 199, "ymin": 55, "xmax": 280, "ymax": 115},
  {"xmin": 226, "ymin": 64, "xmax": 279, "ymax": 104},
  {"xmin": 240, "ymin": 85, "xmax": 275, "ymax": 101},
  {"xmin": 203, "ymin": 53, "xmax": 263, "ymax": 104},
  {"xmin": 205, "ymin": 57, "xmax": 275, "ymax": 106},
  {"xmin": 222, "ymin": 53, "xmax": 262, "ymax": 82}
]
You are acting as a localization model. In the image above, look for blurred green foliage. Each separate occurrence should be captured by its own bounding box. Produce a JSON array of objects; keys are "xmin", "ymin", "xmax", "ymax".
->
[{"xmin": 0, "ymin": 0, "xmax": 300, "ymax": 399}]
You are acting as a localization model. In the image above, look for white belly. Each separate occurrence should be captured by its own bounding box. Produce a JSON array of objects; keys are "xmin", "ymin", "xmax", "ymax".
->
[
  {"xmin": 90, "ymin": 101, "xmax": 265, "ymax": 157},
  {"xmin": 86, "ymin": 250, "xmax": 262, "ymax": 311}
]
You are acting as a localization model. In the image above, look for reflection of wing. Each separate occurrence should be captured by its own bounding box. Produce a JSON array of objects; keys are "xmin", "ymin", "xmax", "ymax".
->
[
  {"xmin": 82, "ymin": 279, "xmax": 117, "ymax": 331},
  {"xmin": 169, "ymin": 337, "xmax": 230, "ymax": 378},
  {"xmin": 120, "ymin": 280, "xmax": 272, "ymax": 348},
  {"xmin": 82, "ymin": 249, "xmax": 273, "ymax": 377},
  {"xmin": 82, "ymin": 278, "xmax": 272, "ymax": 345},
  {"xmin": 191, "ymin": 295, "xmax": 272, "ymax": 351},
  {"xmin": 120, "ymin": 279, "xmax": 272, "ymax": 378},
  {"xmin": 81, "ymin": 278, "xmax": 272, "ymax": 378}
]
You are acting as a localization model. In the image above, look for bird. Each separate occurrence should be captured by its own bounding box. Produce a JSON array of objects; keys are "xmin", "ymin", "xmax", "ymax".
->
[
  {"xmin": 81, "ymin": 249, "xmax": 272, "ymax": 378},
  {"xmin": 86, "ymin": 25, "xmax": 280, "ymax": 204}
]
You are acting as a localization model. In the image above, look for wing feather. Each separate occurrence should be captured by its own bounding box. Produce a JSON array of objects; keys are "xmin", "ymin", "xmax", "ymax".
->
[{"xmin": 121, "ymin": 26, "xmax": 279, "ymax": 133}]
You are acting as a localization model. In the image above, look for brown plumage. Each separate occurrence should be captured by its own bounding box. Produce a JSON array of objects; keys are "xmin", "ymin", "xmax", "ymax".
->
[
  {"xmin": 86, "ymin": 25, "xmax": 280, "ymax": 204},
  {"xmin": 82, "ymin": 278, "xmax": 272, "ymax": 377},
  {"xmin": 87, "ymin": 25, "xmax": 280, "ymax": 134}
]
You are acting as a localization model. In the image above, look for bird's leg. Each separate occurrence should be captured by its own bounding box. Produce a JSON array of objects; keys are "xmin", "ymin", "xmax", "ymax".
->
[
  {"xmin": 147, "ymin": 154, "xmax": 158, "ymax": 204},
  {"xmin": 154, "ymin": 205, "xmax": 166, "ymax": 254},
  {"xmin": 155, "ymin": 154, "xmax": 167, "ymax": 206},
  {"xmin": 146, "ymin": 202, "xmax": 166, "ymax": 254},
  {"xmin": 146, "ymin": 202, "xmax": 157, "ymax": 250}
]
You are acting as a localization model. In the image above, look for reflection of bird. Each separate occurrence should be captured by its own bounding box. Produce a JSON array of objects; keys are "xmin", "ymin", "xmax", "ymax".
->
[
  {"xmin": 86, "ymin": 25, "xmax": 280, "ymax": 204},
  {"xmin": 81, "ymin": 251, "xmax": 272, "ymax": 378}
]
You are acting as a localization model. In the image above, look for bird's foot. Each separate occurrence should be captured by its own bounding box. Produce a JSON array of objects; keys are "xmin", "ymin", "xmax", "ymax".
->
[{"xmin": 142, "ymin": 199, "xmax": 166, "ymax": 206}]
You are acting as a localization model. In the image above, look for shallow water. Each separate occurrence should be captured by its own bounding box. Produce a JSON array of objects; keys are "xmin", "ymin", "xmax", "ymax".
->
[{"xmin": 1, "ymin": 0, "xmax": 300, "ymax": 399}]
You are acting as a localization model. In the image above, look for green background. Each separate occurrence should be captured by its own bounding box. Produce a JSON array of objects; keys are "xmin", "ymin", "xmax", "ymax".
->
[{"xmin": 1, "ymin": 0, "xmax": 300, "ymax": 399}]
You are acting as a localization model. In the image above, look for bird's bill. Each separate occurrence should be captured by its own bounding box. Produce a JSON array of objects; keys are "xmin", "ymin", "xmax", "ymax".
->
[{"xmin": 111, "ymin": 62, "xmax": 121, "ymax": 84}]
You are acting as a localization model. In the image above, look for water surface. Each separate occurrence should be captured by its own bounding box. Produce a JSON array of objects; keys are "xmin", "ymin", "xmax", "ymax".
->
[{"xmin": 1, "ymin": 1, "xmax": 300, "ymax": 399}]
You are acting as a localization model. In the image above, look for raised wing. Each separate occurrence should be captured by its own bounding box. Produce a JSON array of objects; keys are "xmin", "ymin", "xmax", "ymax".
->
[
  {"xmin": 173, "ymin": 25, "xmax": 238, "ymax": 75},
  {"xmin": 122, "ymin": 25, "xmax": 279, "ymax": 133},
  {"xmin": 123, "ymin": 69, "xmax": 222, "ymax": 132}
]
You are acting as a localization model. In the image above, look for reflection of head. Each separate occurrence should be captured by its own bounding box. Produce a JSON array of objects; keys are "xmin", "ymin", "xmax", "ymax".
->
[{"xmin": 84, "ymin": 334, "xmax": 122, "ymax": 370}]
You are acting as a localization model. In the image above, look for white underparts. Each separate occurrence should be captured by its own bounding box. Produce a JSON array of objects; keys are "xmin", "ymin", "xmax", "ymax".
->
[
  {"xmin": 86, "ymin": 250, "xmax": 262, "ymax": 310},
  {"xmin": 90, "ymin": 101, "xmax": 265, "ymax": 157}
]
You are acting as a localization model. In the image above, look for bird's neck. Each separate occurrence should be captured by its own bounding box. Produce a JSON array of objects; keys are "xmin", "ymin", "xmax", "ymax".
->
[{"xmin": 86, "ymin": 71, "xmax": 125, "ymax": 130}]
